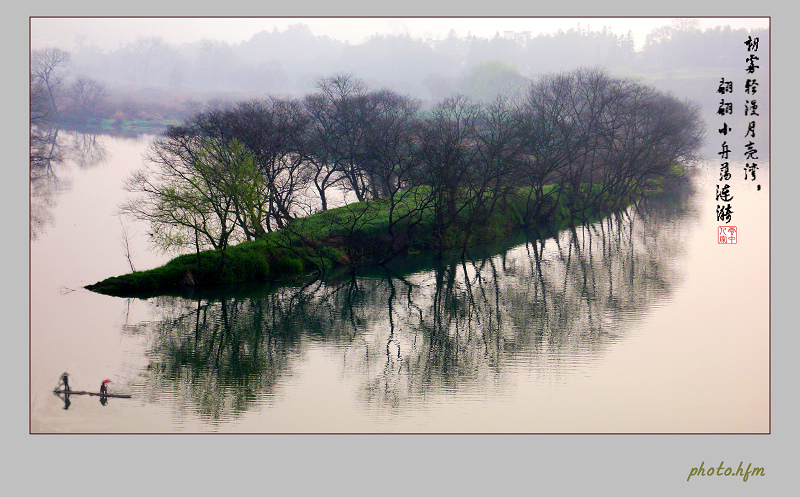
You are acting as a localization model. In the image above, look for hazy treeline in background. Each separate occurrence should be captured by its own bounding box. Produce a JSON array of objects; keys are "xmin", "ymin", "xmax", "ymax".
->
[{"xmin": 33, "ymin": 20, "xmax": 769, "ymax": 128}]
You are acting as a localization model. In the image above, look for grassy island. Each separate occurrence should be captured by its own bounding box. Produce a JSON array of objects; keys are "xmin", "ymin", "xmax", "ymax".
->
[{"xmin": 85, "ymin": 173, "xmax": 681, "ymax": 298}]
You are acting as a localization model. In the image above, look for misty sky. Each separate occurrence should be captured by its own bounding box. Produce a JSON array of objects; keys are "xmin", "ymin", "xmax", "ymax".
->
[{"xmin": 31, "ymin": 17, "xmax": 769, "ymax": 52}]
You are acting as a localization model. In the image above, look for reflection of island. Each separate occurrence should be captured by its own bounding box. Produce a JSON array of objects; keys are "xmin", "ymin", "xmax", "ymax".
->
[{"xmin": 125, "ymin": 177, "xmax": 697, "ymax": 423}]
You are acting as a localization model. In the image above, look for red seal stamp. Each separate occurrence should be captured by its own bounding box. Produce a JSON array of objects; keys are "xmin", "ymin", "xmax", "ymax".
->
[{"xmin": 718, "ymin": 226, "xmax": 737, "ymax": 244}]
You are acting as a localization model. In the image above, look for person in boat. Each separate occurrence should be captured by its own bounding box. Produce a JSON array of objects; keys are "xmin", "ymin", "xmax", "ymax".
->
[
  {"xmin": 100, "ymin": 380, "xmax": 109, "ymax": 396},
  {"xmin": 54, "ymin": 373, "xmax": 71, "ymax": 409},
  {"xmin": 59, "ymin": 373, "xmax": 70, "ymax": 393}
]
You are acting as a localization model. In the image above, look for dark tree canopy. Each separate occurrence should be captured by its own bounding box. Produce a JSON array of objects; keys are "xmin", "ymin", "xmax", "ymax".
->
[{"xmin": 121, "ymin": 69, "xmax": 704, "ymax": 263}]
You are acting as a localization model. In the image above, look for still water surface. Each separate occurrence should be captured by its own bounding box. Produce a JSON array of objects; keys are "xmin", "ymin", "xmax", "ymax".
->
[{"xmin": 30, "ymin": 131, "xmax": 769, "ymax": 433}]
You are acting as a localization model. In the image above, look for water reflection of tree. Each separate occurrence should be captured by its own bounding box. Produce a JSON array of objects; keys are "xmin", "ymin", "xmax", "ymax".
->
[
  {"xmin": 128, "ymin": 282, "xmax": 363, "ymax": 423},
  {"xmin": 343, "ymin": 180, "xmax": 698, "ymax": 410},
  {"xmin": 131, "ymin": 295, "xmax": 292, "ymax": 423},
  {"xmin": 30, "ymin": 126, "xmax": 68, "ymax": 240},
  {"xmin": 171, "ymin": 220, "xmax": 664, "ymax": 413},
  {"xmin": 128, "ymin": 180, "xmax": 697, "ymax": 422},
  {"xmin": 29, "ymin": 128, "xmax": 109, "ymax": 240},
  {"xmin": 66, "ymin": 131, "xmax": 109, "ymax": 169}
]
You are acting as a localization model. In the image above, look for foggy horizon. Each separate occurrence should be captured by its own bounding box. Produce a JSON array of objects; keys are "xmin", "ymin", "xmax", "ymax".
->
[
  {"xmin": 29, "ymin": 14, "xmax": 770, "ymax": 139},
  {"xmin": 31, "ymin": 16, "xmax": 769, "ymax": 52}
]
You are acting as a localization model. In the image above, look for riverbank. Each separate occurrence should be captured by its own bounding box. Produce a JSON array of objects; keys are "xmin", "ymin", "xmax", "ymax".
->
[
  {"xmin": 85, "ymin": 171, "xmax": 683, "ymax": 298},
  {"xmin": 57, "ymin": 117, "xmax": 180, "ymax": 135}
]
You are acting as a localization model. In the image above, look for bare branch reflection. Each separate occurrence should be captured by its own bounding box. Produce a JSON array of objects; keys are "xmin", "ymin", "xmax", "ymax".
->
[
  {"xmin": 30, "ymin": 126, "xmax": 69, "ymax": 240},
  {"xmin": 30, "ymin": 128, "xmax": 110, "ymax": 240},
  {"xmin": 67, "ymin": 131, "xmax": 109, "ymax": 169}
]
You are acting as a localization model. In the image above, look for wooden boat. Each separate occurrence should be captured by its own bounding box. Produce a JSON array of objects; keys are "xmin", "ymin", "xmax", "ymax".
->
[{"xmin": 54, "ymin": 389, "xmax": 132, "ymax": 399}]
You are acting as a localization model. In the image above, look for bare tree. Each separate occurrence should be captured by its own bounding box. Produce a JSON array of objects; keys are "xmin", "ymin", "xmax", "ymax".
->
[
  {"xmin": 671, "ymin": 18, "xmax": 701, "ymax": 32},
  {"xmin": 30, "ymin": 74, "xmax": 52, "ymax": 129},
  {"xmin": 458, "ymin": 94, "xmax": 526, "ymax": 256},
  {"xmin": 31, "ymin": 47, "xmax": 70, "ymax": 117},
  {"xmin": 225, "ymin": 98, "xmax": 311, "ymax": 232},
  {"xmin": 415, "ymin": 94, "xmax": 482, "ymax": 258},
  {"xmin": 304, "ymin": 74, "xmax": 371, "ymax": 204},
  {"xmin": 357, "ymin": 89, "xmax": 430, "ymax": 263},
  {"xmin": 519, "ymin": 68, "xmax": 704, "ymax": 222},
  {"xmin": 67, "ymin": 76, "xmax": 108, "ymax": 120},
  {"xmin": 519, "ymin": 71, "xmax": 576, "ymax": 220},
  {"xmin": 602, "ymin": 84, "xmax": 704, "ymax": 194},
  {"xmin": 118, "ymin": 216, "xmax": 137, "ymax": 272},
  {"xmin": 301, "ymin": 92, "xmax": 342, "ymax": 212},
  {"xmin": 121, "ymin": 36, "xmax": 172, "ymax": 86},
  {"xmin": 357, "ymin": 89, "xmax": 421, "ymax": 199}
]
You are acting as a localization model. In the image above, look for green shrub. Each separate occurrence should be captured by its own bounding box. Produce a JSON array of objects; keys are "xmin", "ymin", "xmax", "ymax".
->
[{"xmin": 274, "ymin": 256, "xmax": 304, "ymax": 275}]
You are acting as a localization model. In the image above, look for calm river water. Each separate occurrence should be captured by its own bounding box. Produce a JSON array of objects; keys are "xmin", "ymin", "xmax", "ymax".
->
[{"xmin": 30, "ymin": 130, "xmax": 769, "ymax": 433}]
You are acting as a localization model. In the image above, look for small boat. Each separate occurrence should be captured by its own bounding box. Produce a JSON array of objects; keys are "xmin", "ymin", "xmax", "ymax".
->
[
  {"xmin": 53, "ymin": 375, "xmax": 132, "ymax": 399},
  {"xmin": 53, "ymin": 389, "xmax": 132, "ymax": 399}
]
